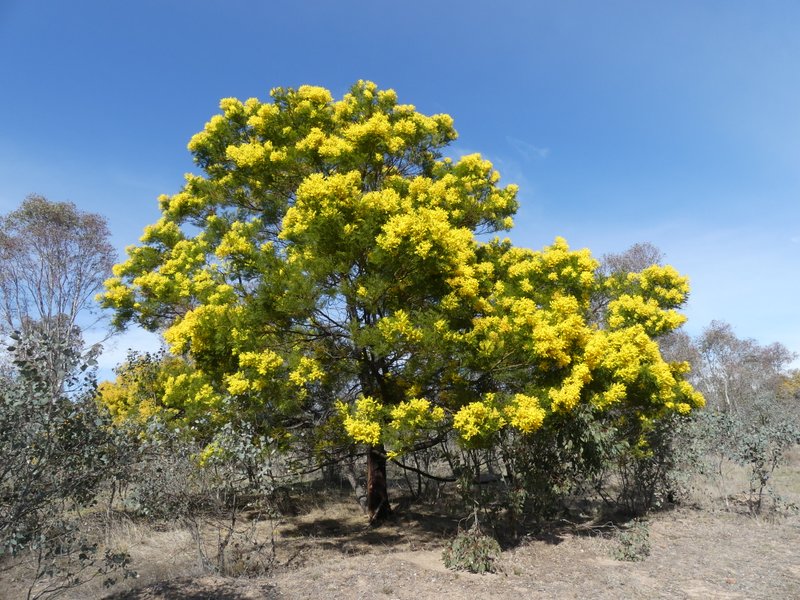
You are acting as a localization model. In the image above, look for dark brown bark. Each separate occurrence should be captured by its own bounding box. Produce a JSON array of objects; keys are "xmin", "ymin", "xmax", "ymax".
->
[{"xmin": 366, "ymin": 444, "xmax": 391, "ymax": 524}]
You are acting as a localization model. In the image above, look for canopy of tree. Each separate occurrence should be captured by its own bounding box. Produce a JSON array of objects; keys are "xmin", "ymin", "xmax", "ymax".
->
[
  {"xmin": 0, "ymin": 195, "xmax": 115, "ymax": 392},
  {"xmin": 0, "ymin": 195, "xmax": 115, "ymax": 338},
  {"xmin": 100, "ymin": 81, "xmax": 703, "ymax": 520}
]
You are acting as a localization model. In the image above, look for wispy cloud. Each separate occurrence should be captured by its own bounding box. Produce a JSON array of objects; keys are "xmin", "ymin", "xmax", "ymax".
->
[{"xmin": 506, "ymin": 136, "xmax": 550, "ymax": 161}]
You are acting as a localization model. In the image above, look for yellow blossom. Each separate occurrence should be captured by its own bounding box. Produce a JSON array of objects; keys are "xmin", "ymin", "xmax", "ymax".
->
[
  {"xmin": 504, "ymin": 394, "xmax": 545, "ymax": 433},
  {"xmin": 453, "ymin": 399, "xmax": 506, "ymax": 444}
]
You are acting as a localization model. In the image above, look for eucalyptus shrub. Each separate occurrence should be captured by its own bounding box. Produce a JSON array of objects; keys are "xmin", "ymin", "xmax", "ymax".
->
[
  {"xmin": 604, "ymin": 413, "xmax": 692, "ymax": 514},
  {"xmin": 495, "ymin": 405, "xmax": 691, "ymax": 520},
  {"xmin": 0, "ymin": 327, "xmax": 134, "ymax": 599},
  {"xmin": 169, "ymin": 422, "xmax": 283, "ymax": 577},
  {"xmin": 119, "ymin": 426, "xmax": 208, "ymax": 521},
  {"xmin": 687, "ymin": 398, "xmax": 800, "ymax": 514}
]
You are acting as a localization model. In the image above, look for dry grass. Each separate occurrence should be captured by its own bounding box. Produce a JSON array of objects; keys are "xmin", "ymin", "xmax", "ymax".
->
[
  {"xmin": 3, "ymin": 455, "xmax": 799, "ymax": 599},
  {"xmin": 681, "ymin": 451, "xmax": 800, "ymax": 515}
]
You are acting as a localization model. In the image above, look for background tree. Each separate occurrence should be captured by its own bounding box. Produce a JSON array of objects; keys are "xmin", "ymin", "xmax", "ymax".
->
[
  {"xmin": 600, "ymin": 242, "xmax": 665, "ymax": 277},
  {"xmin": 0, "ymin": 195, "xmax": 116, "ymax": 390},
  {"xmin": 659, "ymin": 321, "xmax": 799, "ymax": 513},
  {"xmin": 690, "ymin": 320, "xmax": 795, "ymax": 414},
  {"xmin": 101, "ymin": 82, "xmax": 703, "ymax": 523}
]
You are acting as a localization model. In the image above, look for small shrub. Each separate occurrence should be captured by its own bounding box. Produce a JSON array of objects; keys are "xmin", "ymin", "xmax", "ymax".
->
[
  {"xmin": 0, "ymin": 328, "xmax": 137, "ymax": 599},
  {"xmin": 610, "ymin": 414, "xmax": 688, "ymax": 515},
  {"xmin": 442, "ymin": 527, "xmax": 501, "ymax": 574},
  {"xmin": 686, "ymin": 403, "xmax": 800, "ymax": 514},
  {"xmin": 613, "ymin": 518, "xmax": 651, "ymax": 562}
]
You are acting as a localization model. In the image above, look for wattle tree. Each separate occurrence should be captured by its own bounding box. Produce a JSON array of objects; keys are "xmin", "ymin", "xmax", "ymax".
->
[{"xmin": 101, "ymin": 81, "xmax": 702, "ymax": 522}]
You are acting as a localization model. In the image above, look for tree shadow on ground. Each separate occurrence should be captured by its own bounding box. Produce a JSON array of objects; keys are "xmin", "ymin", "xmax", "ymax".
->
[
  {"xmin": 105, "ymin": 577, "xmax": 280, "ymax": 600},
  {"xmin": 277, "ymin": 499, "xmax": 460, "ymax": 556}
]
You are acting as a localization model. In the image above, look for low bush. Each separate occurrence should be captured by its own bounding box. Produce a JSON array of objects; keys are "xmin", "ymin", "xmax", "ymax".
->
[
  {"xmin": 442, "ymin": 527, "xmax": 501, "ymax": 574},
  {"xmin": 613, "ymin": 518, "xmax": 651, "ymax": 562},
  {"xmin": 0, "ymin": 328, "xmax": 136, "ymax": 599}
]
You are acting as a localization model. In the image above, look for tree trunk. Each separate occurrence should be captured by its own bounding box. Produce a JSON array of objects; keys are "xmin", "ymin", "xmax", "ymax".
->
[
  {"xmin": 367, "ymin": 444, "xmax": 391, "ymax": 524},
  {"xmin": 344, "ymin": 460, "xmax": 367, "ymax": 513}
]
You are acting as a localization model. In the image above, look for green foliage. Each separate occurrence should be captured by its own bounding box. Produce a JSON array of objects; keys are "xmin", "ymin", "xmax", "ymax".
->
[
  {"xmin": 686, "ymin": 402, "xmax": 800, "ymax": 514},
  {"xmin": 493, "ymin": 402, "xmax": 681, "ymax": 521},
  {"xmin": 738, "ymin": 421, "xmax": 799, "ymax": 512},
  {"xmin": 200, "ymin": 421, "xmax": 280, "ymax": 493},
  {"xmin": 100, "ymin": 417, "xmax": 282, "ymax": 577},
  {"xmin": 655, "ymin": 322, "xmax": 800, "ymax": 514},
  {"xmin": 0, "ymin": 327, "xmax": 135, "ymax": 598},
  {"xmin": 603, "ymin": 413, "xmax": 689, "ymax": 515},
  {"xmin": 499, "ymin": 405, "xmax": 619, "ymax": 520},
  {"xmin": 442, "ymin": 527, "xmax": 501, "ymax": 574},
  {"xmin": 119, "ymin": 427, "xmax": 207, "ymax": 520},
  {"xmin": 613, "ymin": 518, "xmax": 651, "ymax": 562}
]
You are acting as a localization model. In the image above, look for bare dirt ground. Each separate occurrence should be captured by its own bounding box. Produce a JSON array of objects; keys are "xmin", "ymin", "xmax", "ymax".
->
[
  {"xmin": 4, "ymin": 462, "xmax": 800, "ymax": 600},
  {"xmin": 66, "ymin": 502, "xmax": 800, "ymax": 600},
  {"xmin": 267, "ymin": 508, "xmax": 800, "ymax": 600}
]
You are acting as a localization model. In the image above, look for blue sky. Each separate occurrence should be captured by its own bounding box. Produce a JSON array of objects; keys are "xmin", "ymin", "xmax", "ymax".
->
[{"xmin": 1, "ymin": 0, "xmax": 798, "ymax": 374}]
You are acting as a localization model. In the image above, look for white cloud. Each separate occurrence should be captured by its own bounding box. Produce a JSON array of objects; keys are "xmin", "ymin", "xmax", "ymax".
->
[{"xmin": 506, "ymin": 136, "xmax": 550, "ymax": 161}]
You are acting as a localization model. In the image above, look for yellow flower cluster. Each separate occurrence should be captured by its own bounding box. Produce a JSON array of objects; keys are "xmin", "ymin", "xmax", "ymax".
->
[
  {"xmin": 377, "ymin": 310, "xmax": 423, "ymax": 344},
  {"xmin": 388, "ymin": 398, "xmax": 445, "ymax": 431},
  {"xmin": 240, "ymin": 350, "xmax": 284, "ymax": 375},
  {"xmin": 100, "ymin": 277, "xmax": 134, "ymax": 306},
  {"xmin": 585, "ymin": 326, "xmax": 654, "ymax": 383},
  {"xmin": 549, "ymin": 363, "xmax": 592, "ymax": 411},
  {"xmin": 164, "ymin": 303, "xmax": 243, "ymax": 355},
  {"xmin": 583, "ymin": 325, "xmax": 705, "ymax": 413},
  {"xmin": 226, "ymin": 141, "xmax": 270, "ymax": 167},
  {"xmin": 98, "ymin": 379, "xmax": 166, "ymax": 425},
  {"xmin": 297, "ymin": 85, "xmax": 333, "ymax": 104},
  {"xmin": 215, "ymin": 220, "xmax": 262, "ymax": 259},
  {"xmin": 222, "ymin": 348, "xmax": 287, "ymax": 396},
  {"xmin": 637, "ymin": 265, "xmax": 690, "ymax": 306},
  {"xmin": 224, "ymin": 372, "xmax": 251, "ymax": 396},
  {"xmin": 453, "ymin": 398, "xmax": 506, "ymax": 444},
  {"xmin": 607, "ymin": 294, "xmax": 687, "ymax": 335},
  {"xmin": 196, "ymin": 441, "xmax": 222, "ymax": 467},
  {"xmin": 139, "ymin": 216, "xmax": 183, "ymax": 246},
  {"xmin": 504, "ymin": 393, "xmax": 546, "ymax": 433},
  {"xmin": 343, "ymin": 113, "xmax": 392, "ymax": 143},
  {"xmin": 162, "ymin": 371, "xmax": 224, "ymax": 425},
  {"xmin": 595, "ymin": 382, "xmax": 627, "ymax": 408},
  {"xmin": 677, "ymin": 380, "xmax": 705, "ymax": 410},
  {"xmin": 158, "ymin": 178, "xmax": 213, "ymax": 220},
  {"xmin": 504, "ymin": 238, "xmax": 597, "ymax": 303},
  {"xmin": 187, "ymin": 114, "xmax": 226, "ymax": 154},
  {"xmin": 281, "ymin": 171, "xmax": 362, "ymax": 239},
  {"xmin": 288, "ymin": 356, "xmax": 325, "ymax": 387},
  {"xmin": 296, "ymin": 127, "xmax": 354, "ymax": 158},
  {"xmin": 338, "ymin": 396, "xmax": 384, "ymax": 446}
]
